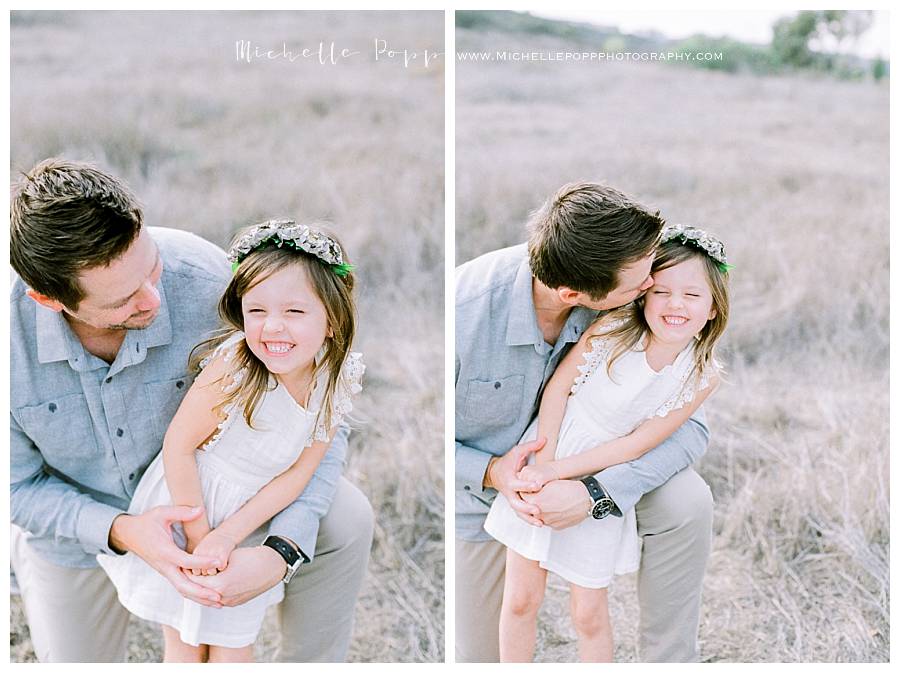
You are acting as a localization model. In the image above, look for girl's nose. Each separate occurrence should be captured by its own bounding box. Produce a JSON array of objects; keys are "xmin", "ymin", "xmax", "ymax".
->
[
  {"xmin": 667, "ymin": 294, "xmax": 685, "ymax": 309},
  {"xmin": 264, "ymin": 316, "xmax": 285, "ymax": 333}
]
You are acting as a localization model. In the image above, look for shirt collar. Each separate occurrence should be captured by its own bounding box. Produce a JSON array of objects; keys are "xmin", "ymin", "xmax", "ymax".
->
[
  {"xmin": 34, "ymin": 274, "xmax": 173, "ymax": 368},
  {"xmin": 560, "ymin": 306, "xmax": 598, "ymax": 345},
  {"xmin": 35, "ymin": 304, "xmax": 79, "ymax": 365},
  {"xmin": 505, "ymin": 257, "xmax": 599, "ymax": 349},
  {"xmin": 138, "ymin": 275, "xmax": 172, "ymax": 350},
  {"xmin": 506, "ymin": 257, "xmax": 543, "ymax": 347}
]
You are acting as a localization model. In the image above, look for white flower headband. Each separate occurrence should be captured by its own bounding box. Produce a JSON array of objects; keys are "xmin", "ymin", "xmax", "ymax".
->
[
  {"xmin": 227, "ymin": 218, "xmax": 354, "ymax": 276},
  {"xmin": 660, "ymin": 224, "xmax": 732, "ymax": 272}
]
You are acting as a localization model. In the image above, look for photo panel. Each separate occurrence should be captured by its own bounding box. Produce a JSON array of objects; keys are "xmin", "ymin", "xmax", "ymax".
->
[
  {"xmin": 10, "ymin": 10, "xmax": 444, "ymax": 663},
  {"xmin": 454, "ymin": 9, "xmax": 888, "ymax": 663}
]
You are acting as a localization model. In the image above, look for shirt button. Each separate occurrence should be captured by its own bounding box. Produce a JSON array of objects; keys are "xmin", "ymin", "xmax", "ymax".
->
[
  {"xmin": 48, "ymin": 403, "xmax": 57, "ymax": 413},
  {"xmin": 176, "ymin": 380, "xmax": 185, "ymax": 389},
  {"xmin": 494, "ymin": 381, "xmax": 501, "ymax": 389},
  {"xmin": 116, "ymin": 428, "xmax": 124, "ymax": 437},
  {"xmin": 105, "ymin": 377, "xmax": 112, "ymax": 384},
  {"xmin": 464, "ymin": 485, "xmax": 470, "ymax": 491},
  {"xmin": 128, "ymin": 473, "xmax": 135, "ymax": 481}
]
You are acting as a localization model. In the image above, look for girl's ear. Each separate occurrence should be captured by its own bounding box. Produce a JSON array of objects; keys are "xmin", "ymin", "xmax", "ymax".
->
[{"xmin": 708, "ymin": 307, "xmax": 717, "ymax": 320}]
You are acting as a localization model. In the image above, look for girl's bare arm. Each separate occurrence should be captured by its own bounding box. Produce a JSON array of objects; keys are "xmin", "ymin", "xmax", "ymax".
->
[
  {"xmin": 206, "ymin": 432, "xmax": 334, "ymax": 549},
  {"xmin": 162, "ymin": 353, "xmax": 230, "ymax": 550},
  {"xmin": 549, "ymin": 376, "xmax": 719, "ymax": 480}
]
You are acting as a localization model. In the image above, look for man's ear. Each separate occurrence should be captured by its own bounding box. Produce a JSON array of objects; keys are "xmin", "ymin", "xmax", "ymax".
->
[
  {"xmin": 557, "ymin": 287, "xmax": 582, "ymax": 306},
  {"xmin": 25, "ymin": 289, "xmax": 65, "ymax": 313}
]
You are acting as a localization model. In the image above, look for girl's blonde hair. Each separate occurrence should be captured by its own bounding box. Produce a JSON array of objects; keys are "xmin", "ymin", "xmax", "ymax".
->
[
  {"xmin": 598, "ymin": 238, "xmax": 730, "ymax": 382},
  {"xmin": 190, "ymin": 224, "xmax": 356, "ymax": 433}
]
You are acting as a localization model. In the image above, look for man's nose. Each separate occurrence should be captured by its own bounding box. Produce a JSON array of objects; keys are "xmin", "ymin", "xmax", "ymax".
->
[
  {"xmin": 640, "ymin": 275, "xmax": 654, "ymax": 291},
  {"xmin": 135, "ymin": 282, "xmax": 161, "ymax": 312}
]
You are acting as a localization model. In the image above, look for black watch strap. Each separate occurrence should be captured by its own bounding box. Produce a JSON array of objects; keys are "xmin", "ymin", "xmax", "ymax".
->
[
  {"xmin": 581, "ymin": 476, "xmax": 606, "ymax": 501},
  {"xmin": 263, "ymin": 535, "xmax": 303, "ymax": 568}
]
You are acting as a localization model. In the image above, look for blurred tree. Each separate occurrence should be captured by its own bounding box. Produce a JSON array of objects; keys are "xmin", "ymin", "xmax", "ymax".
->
[
  {"xmin": 771, "ymin": 10, "xmax": 874, "ymax": 70},
  {"xmin": 772, "ymin": 11, "xmax": 819, "ymax": 68}
]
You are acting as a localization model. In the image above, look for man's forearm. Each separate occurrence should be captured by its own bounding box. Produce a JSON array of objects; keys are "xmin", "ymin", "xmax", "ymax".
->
[
  {"xmin": 11, "ymin": 417, "xmax": 125, "ymax": 556},
  {"xmin": 267, "ymin": 423, "xmax": 349, "ymax": 561},
  {"xmin": 11, "ymin": 470, "xmax": 124, "ymax": 556},
  {"xmin": 597, "ymin": 412, "xmax": 710, "ymax": 514},
  {"xmin": 456, "ymin": 441, "xmax": 494, "ymax": 494}
]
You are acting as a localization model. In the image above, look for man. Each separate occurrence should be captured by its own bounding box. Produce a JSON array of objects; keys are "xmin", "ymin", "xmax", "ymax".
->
[
  {"xmin": 456, "ymin": 182, "xmax": 713, "ymax": 662},
  {"xmin": 10, "ymin": 158, "xmax": 374, "ymax": 662}
]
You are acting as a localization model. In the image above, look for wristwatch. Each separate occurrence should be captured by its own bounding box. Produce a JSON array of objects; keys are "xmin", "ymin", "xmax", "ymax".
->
[
  {"xmin": 263, "ymin": 535, "xmax": 306, "ymax": 584},
  {"xmin": 581, "ymin": 476, "xmax": 615, "ymax": 520}
]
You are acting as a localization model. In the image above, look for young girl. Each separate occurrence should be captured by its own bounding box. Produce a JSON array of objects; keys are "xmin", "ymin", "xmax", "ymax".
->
[
  {"xmin": 484, "ymin": 224, "xmax": 731, "ymax": 662},
  {"xmin": 98, "ymin": 219, "xmax": 364, "ymax": 662}
]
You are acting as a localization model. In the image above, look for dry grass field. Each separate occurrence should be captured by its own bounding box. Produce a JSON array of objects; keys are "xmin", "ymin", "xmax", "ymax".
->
[
  {"xmin": 456, "ymin": 24, "xmax": 889, "ymax": 663},
  {"xmin": 10, "ymin": 10, "xmax": 444, "ymax": 662}
]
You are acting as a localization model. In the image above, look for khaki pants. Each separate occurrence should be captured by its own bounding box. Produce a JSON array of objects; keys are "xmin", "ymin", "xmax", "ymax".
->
[
  {"xmin": 455, "ymin": 468, "xmax": 713, "ymax": 663},
  {"xmin": 11, "ymin": 477, "xmax": 373, "ymax": 663}
]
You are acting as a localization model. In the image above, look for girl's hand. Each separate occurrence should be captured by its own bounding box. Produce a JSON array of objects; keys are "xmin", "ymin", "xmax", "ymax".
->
[
  {"xmin": 183, "ymin": 511, "xmax": 212, "ymax": 554},
  {"xmin": 188, "ymin": 529, "xmax": 237, "ymax": 576},
  {"xmin": 517, "ymin": 462, "xmax": 560, "ymax": 487}
]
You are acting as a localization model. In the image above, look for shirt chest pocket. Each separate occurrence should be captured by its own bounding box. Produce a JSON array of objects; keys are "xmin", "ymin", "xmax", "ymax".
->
[
  {"xmin": 146, "ymin": 376, "xmax": 191, "ymax": 442},
  {"xmin": 16, "ymin": 393, "xmax": 101, "ymax": 474},
  {"xmin": 463, "ymin": 375, "xmax": 525, "ymax": 428}
]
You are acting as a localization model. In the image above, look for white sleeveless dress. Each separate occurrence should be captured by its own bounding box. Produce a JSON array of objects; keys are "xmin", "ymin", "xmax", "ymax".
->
[
  {"xmin": 98, "ymin": 333, "xmax": 364, "ymax": 648},
  {"xmin": 484, "ymin": 332, "xmax": 711, "ymax": 589}
]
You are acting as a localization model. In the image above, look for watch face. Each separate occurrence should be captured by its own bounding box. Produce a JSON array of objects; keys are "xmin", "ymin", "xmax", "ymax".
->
[{"xmin": 591, "ymin": 498, "xmax": 613, "ymax": 519}]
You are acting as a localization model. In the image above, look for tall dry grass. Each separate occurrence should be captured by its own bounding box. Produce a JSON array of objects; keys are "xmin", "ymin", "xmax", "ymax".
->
[
  {"xmin": 456, "ymin": 25, "xmax": 888, "ymax": 663},
  {"xmin": 10, "ymin": 10, "xmax": 444, "ymax": 662}
]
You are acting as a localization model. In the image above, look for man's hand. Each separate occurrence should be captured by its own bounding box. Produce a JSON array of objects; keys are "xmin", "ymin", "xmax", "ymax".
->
[
  {"xmin": 521, "ymin": 478, "xmax": 591, "ymax": 530},
  {"xmin": 187, "ymin": 545, "xmax": 286, "ymax": 607},
  {"xmin": 109, "ymin": 506, "xmax": 224, "ymax": 607},
  {"xmin": 484, "ymin": 437, "xmax": 546, "ymax": 526},
  {"xmin": 189, "ymin": 528, "xmax": 238, "ymax": 576}
]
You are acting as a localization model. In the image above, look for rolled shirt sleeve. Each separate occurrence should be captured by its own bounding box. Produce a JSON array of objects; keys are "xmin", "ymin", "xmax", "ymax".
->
[
  {"xmin": 266, "ymin": 422, "xmax": 349, "ymax": 562},
  {"xmin": 595, "ymin": 408, "xmax": 710, "ymax": 515}
]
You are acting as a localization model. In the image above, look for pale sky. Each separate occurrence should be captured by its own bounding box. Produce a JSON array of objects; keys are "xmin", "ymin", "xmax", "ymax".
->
[{"xmin": 533, "ymin": 10, "xmax": 890, "ymax": 59}]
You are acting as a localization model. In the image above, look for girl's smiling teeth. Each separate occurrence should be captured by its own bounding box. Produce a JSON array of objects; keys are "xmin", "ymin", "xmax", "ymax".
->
[
  {"xmin": 662, "ymin": 315, "xmax": 688, "ymax": 326},
  {"xmin": 264, "ymin": 341, "xmax": 295, "ymax": 355}
]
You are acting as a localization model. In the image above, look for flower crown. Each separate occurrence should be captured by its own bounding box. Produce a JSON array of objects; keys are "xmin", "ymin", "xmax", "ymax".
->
[
  {"xmin": 227, "ymin": 218, "xmax": 354, "ymax": 276},
  {"xmin": 660, "ymin": 224, "xmax": 732, "ymax": 273}
]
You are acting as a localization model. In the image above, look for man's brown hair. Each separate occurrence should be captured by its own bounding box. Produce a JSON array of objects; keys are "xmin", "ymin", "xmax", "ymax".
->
[
  {"xmin": 10, "ymin": 158, "xmax": 143, "ymax": 309},
  {"xmin": 527, "ymin": 182, "xmax": 664, "ymax": 299}
]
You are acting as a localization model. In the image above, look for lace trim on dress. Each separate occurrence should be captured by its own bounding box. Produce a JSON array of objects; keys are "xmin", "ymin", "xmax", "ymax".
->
[
  {"xmin": 650, "ymin": 362, "xmax": 716, "ymax": 419},
  {"xmin": 198, "ymin": 334, "xmax": 246, "ymax": 452},
  {"xmin": 309, "ymin": 351, "xmax": 365, "ymax": 445},
  {"xmin": 570, "ymin": 317, "xmax": 628, "ymax": 396}
]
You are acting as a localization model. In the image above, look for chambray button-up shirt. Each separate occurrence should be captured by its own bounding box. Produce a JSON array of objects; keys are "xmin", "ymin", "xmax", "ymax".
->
[
  {"xmin": 11, "ymin": 227, "xmax": 346, "ymax": 568},
  {"xmin": 455, "ymin": 244, "xmax": 709, "ymax": 542}
]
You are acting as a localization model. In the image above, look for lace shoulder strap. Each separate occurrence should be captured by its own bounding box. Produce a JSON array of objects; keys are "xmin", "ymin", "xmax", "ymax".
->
[
  {"xmin": 570, "ymin": 317, "xmax": 628, "ymax": 395},
  {"xmin": 195, "ymin": 333, "xmax": 249, "ymax": 452},
  {"xmin": 310, "ymin": 351, "xmax": 365, "ymax": 444},
  {"xmin": 198, "ymin": 331, "xmax": 247, "ymax": 395},
  {"xmin": 650, "ymin": 360, "xmax": 718, "ymax": 419},
  {"xmin": 199, "ymin": 332, "xmax": 244, "ymax": 370}
]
